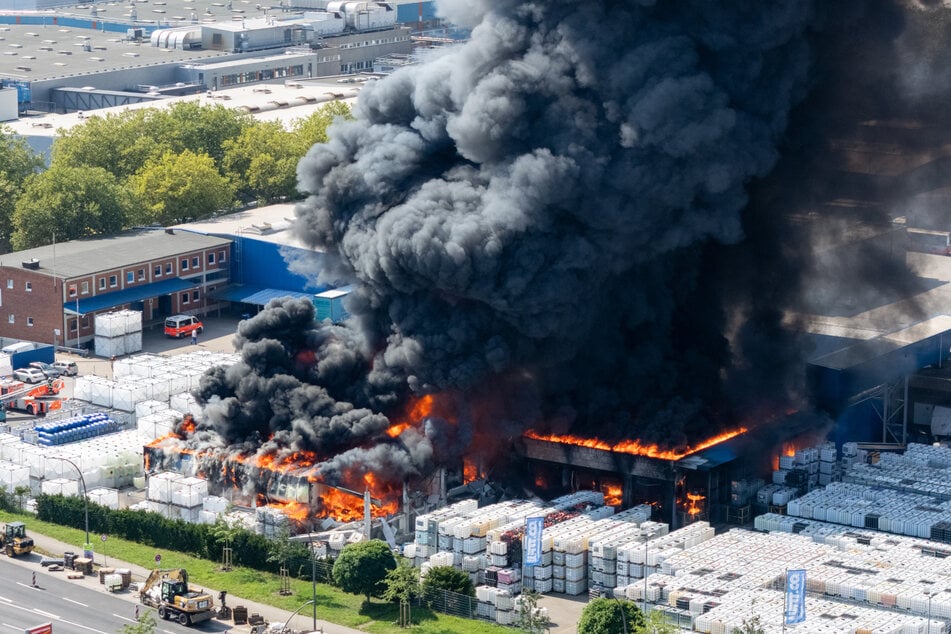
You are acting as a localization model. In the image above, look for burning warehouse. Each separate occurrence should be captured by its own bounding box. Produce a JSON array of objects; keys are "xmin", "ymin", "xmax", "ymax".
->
[{"xmin": 137, "ymin": 0, "xmax": 951, "ymax": 547}]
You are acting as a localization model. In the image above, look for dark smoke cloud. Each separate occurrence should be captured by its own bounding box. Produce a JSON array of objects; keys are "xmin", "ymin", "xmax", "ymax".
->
[
  {"xmin": 292, "ymin": 0, "xmax": 818, "ymax": 448},
  {"xmin": 170, "ymin": 1, "xmax": 943, "ymax": 492}
]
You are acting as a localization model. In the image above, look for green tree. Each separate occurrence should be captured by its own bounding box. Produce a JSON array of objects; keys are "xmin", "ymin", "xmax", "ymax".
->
[
  {"xmin": 155, "ymin": 101, "xmax": 252, "ymax": 167},
  {"xmin": 11, "ymin": 164, "xmax": 131, "ymax": 249},
  {"xmin": 210, "ymin": 516, "xmax": 241, "ymax": 569},
  {"xmin": 51, "ymin": 110, "xmax": 170, "ymax": 180},
  {"xmin": 421, "ymin": 565, "xmax": 475, "ymax": 597},
  {"xmin": 292, "ymin": 101, "xmax": 352, "ymax": 153},
  {"xmin": 578, "ymin": 598, "xmax": 644, "ymax": 634},
  {"xmin": 13, "ymin": 485, "xmax": 29, "ymax": 512},
  {"xmin": 221, "ymin": 121, "xmax": 299, "ymax": 202},
  {"xmin": 382, "ymin": 557, "xmax": 420, "ymax": 603},
  {"xmin": 128, "ymin": 149, "xmax": 234, "ymax": 225},
  {"xmin": 515, "ymin": 587, "xmax": 550, "ymax": 634},
  {"xmin": 121, "ymin": 610, "xmax": 156, "ymax": 634},
  {"xmin": 0, "ymin": 131, "xmax": 42, "ymax": 248},
  {"xmin": 332, "ymin": 539, "xmax": 396, "ymax": 603},
  {"xmin": 382, "ymin": 557, "xmax": 419, "ymax": 628}
]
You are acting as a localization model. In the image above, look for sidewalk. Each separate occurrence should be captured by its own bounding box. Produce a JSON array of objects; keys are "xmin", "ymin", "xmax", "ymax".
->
[{"xmin": 11, "ymin": 529, "xmax": 364, "ymax": 634}]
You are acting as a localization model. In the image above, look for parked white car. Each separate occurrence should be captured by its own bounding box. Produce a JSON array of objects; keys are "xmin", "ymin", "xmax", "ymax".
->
[
  {"xmin": 13, "ymin": 368, "xmax": 46, "ymax": 384},
  {"xmin": 51, "ymin": 360, "xmax": 79, "ymax": 376}
]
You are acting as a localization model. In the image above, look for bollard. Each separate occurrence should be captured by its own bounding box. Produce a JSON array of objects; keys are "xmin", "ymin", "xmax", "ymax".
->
[
  {"xmin": 31, "ymin": 572, "xmax": 36, "ymax": 587},
  {"xmin": 134, "ymin": 605, "xmax": 139, "ymax": 620}
]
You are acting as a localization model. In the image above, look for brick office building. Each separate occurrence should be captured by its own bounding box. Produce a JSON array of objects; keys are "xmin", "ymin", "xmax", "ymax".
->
[{"xmin": 0, "ymin": 229, "xmax": 232, "ymax": 348}]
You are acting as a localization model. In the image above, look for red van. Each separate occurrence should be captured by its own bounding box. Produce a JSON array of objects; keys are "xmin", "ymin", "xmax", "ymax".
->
[{"xmin": 164, "ymin": 315, "xmax": 203, "ymax": 338}]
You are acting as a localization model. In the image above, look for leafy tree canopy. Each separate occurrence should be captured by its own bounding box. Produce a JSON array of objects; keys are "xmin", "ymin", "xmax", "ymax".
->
[
  {"xmin": 332, "ymin": 539, "xmax": 396, "ymax": 602},
  {"xmin": 382, "ymin": 557, "xmax": 420, "ymax": 603},
  {"xmin": 11, "ymin": 164, "xmax": 131, "ymax": 249},
  {"xmin": 577, "ymin": 598, "xmax": 644, "ymax": 634},
  {"xmin": 292, "ymin": 100, "xmax": 352, "ymax": 153},
  {"xmin": 128, "ymin": 149, "xmax": 234, "ymax": 225},
  {"xmin": 421, "ymin": 565, "xmax": 474, "ymax": 597}
]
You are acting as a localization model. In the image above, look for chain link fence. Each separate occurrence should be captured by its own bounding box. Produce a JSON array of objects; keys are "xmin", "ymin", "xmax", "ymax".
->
[{"xmin": 416, "ymin": 587, "xmax": 480, "ymax": 620}]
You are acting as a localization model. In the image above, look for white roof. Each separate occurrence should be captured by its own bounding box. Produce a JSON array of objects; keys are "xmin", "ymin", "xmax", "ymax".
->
[{"xmin": 175, "ymin": 203, "xmax": 315, "ymax": 250}]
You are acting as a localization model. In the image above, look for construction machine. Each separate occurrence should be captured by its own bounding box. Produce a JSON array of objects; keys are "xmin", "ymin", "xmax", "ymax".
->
[
  {"xmin": 0, "ymin": 521, "xmax": 34, "ymax": 557},
  {"xmin": 139, "ymin": 568, "xmax": 214, "ymax": 626}
]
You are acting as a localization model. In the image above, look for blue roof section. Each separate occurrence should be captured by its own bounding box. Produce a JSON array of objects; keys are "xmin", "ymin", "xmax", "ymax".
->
[
  {"xmin": 213, "ymin": 285, "xmax": 312, "ymax": 306},
  {"xmin": 64, "ymin": 278, "xmax": 197, "ymax": 315}
]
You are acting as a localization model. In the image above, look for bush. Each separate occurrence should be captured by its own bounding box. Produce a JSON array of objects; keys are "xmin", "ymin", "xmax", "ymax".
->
[
  {"xmin": 332, "ymin": 540, "xmax": 396, "ymax": 602},
  {"xmin": 422, "ymin": 566, "xmax": 474, "ymax": 597},
  {"xmin": 577, "ymin": 598, "xmax": 643, "ymax": 634}
]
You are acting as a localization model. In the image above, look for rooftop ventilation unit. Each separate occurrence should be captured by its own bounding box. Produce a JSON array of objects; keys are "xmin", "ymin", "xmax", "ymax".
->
[{"xmin": 22, "ymin": 259, "xmax": 40, "ymax": 270}]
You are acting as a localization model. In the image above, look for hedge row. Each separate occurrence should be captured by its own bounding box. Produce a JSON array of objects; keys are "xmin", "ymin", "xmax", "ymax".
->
[{"xmin": 35, "ymin": 494, "xmax": 319, "ymax": 577}]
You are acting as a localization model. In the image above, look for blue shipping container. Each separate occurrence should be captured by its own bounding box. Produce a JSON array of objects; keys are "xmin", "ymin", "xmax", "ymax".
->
[{"xmin": 313, "ymin": 286, "xmax": 352, "ymax": 324}]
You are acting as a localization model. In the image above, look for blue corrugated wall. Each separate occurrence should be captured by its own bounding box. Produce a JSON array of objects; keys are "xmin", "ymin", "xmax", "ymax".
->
[{"xmin": 235, "ymin": 237, "xmax": 328, "ymax": 293}]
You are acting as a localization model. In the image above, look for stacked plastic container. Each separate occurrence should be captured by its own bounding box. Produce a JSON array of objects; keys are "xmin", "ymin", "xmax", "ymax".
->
[
  {"xmin": 76, "ymin": 351, "xmax": 238, "ymax": 414},
  {"xmin": 35, "ymin": 413, "xmax": 117, "ymax": 446},
  {"xmin": 94, "ymin": 310, "xmax": 142, "ymax": 358},
  {"xmin": 87, "ymin": 487, "xmax": 120, "ymax": 510},
  {"xmin": 145, "ymin": 472, "xmax": 210, "ymax": 523}
]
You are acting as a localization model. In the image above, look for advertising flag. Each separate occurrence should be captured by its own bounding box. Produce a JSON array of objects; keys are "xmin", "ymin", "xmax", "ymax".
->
[
  {"xmin": 523, "ymin": 516, "xmax": 544, "ymax": 567},
  {"xmin": 785, "ymin": 568, "xmax": 807, "ymax": 625}
]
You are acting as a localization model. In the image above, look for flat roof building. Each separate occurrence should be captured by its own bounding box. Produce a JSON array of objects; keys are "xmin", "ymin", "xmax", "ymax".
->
[{"xmin": 0, "ymin": 229, "xmax": 231, "ymax": 348}]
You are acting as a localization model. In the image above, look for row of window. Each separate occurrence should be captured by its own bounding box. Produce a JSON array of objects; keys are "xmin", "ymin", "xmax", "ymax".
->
[
  {"xmin": 338, "ymin": 36, "xmax": 409, "ymax": 49},
  {"xmin": 62, "ymin": 250, "xmax": 226, "ymax": 298},
  {"xmin": 220, "ymin": 65, "xmax": 303, "ymax": 87},
  {"xmin": 8, "ymin": 314, "xmax": 34, "ymax": 326}
]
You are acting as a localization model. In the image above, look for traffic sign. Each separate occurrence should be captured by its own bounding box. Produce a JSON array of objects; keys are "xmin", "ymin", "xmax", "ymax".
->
[
  {"xmin": 155, "ymin": 554, "xmax": 161, "ymax": 563},
  {"xmin": 100, "ymin": 534, "xmax": 107, "ymax": 543}
]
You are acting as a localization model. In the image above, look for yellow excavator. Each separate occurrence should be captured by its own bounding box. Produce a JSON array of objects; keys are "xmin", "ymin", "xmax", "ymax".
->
[
  {"xmin": 139, "ymin": 568, "xmax": 214, "ymax": 626},
  {"xmin": 0, "ymin": 522, "xmax": 34, "ymax": 557}
]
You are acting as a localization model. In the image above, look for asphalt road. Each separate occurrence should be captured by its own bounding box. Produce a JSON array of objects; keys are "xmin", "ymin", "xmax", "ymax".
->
[{"xmin": 0, "ymin": 556, "xmax": 240, "ymax": 634}]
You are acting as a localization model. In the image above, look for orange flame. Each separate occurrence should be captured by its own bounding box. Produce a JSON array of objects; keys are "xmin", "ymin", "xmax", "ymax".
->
[
  {"xmin": 524, "ymin": 427, "xmax": 748, "ymax": 460},
  {"xmin": 602, "ymin": 484, "xmax": 623, "ymax": 507},
  {"xmin": 685, "ymin": 491, "xmax": 706, "ymax": 516},
  {"xmin": 257, "ymin": 495, "xmax": 311, "ymax": 523},
  {"xmin": 386, "ymin": 422, "xmax": 411, "ymax": 438},
  {"xmin": 772, "ymin": 441, "xmax": 801, "ymax": 470},
  {"xmin": 463, "ymin": 457, "xmax": 480, "ymax": 484}
]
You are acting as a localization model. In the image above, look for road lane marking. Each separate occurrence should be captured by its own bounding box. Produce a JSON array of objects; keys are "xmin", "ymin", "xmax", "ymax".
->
[
  {"xmin": 33, "ymin": 609, "xmax": 59, "ymax": 620},
  {"xmin": 15, "ymin": 582, "xmax": 41, "ymax": 592},
  {"xmin": 163, "ymin": 630, "xmax": 177, "ymax": 634},
  {"xmin": 65, "ymin": 597, "xmax": 88, "ymax": 607},
  {"xmin": 2, "ymin": 624, "xmax": 20, "ymax": 632},
  {"xmin": 0, "ymin": 596, "xmax": 10, "ymax": 602},
  {"xmin": 112, "ymin": 613, "xmax": 135, "ymax": 623}
]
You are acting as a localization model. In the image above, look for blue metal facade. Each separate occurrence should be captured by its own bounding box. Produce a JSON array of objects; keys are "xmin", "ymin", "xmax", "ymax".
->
[
  {"xmin": 396, "ymin": 1, "xmax": 437, "ymax": 24},
  {"xmin": 233, "ymin": 236, "xmax": 327, "ymax": 294}
]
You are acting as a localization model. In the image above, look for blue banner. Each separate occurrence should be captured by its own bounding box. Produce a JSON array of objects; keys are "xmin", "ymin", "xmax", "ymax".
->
[
  {"xmin": 785, "ymin": 569, "xmax": 806, "ymax": 625},
  {"xmin": 523, "ymin": 517, "xmax": 544, "ymax": 567}
]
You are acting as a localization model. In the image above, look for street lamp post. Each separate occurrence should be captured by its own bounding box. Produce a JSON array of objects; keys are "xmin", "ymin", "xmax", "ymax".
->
[
  {"xmin": 312, "ymin": 546, "xmax": 317, "ymax": 630},
  {"xmin": 52, "ymin": 456, "xmax": 89, "ymax": 551},
  {"xmin": 280, "ymin": 599, "xmax": 315, "ymax": 634}
]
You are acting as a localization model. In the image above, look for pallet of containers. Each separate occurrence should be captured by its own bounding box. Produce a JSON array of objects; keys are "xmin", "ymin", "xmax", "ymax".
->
[
  {"xmin": 87, "ymin": 487, "xmax": 120, "ymax": 510},
  {"xmin": 148, "ymin": 472, "xmax": 183, "ymax": 504},
  {"xmin": 111, "ymin": 380, "xmax": 150, "ymax": 412},
  {"xmin": 94, "ymin": 312, "xmax": 126, "ymax": 358},
  {"xmin": 41, "ymin": 478, "xmax": 80, "ymax": 496},
  {"xmin": 135, "ymin": 399, "xmax": 170, "ymax": 420}
]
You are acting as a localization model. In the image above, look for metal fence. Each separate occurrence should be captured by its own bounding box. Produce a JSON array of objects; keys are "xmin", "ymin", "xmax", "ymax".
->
[{"xmin": 416, "ymin": 587, "xmax": 480, "ymax": 621}]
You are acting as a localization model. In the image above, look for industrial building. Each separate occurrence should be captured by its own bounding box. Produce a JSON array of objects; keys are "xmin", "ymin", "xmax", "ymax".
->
[
  {"xmin": 0, "ymin": 229, "xmax": 232, "ymax": 347},
  {"xmin": 0, "ymin": 0, "xmax": 434, "ymax": 113},
  {"xmin": 0, "ymin": 201, "xmax": 347, "ymax": 347}
]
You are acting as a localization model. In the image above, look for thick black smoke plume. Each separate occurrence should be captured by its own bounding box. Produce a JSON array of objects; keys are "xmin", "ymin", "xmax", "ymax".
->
[
  {"xmin": 177, "ymin": 1, "xmax": 945, "ymax": 491},
  {"xmin": 292, "ymin": 0, "xmax": 817, "ymax": 449}
]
